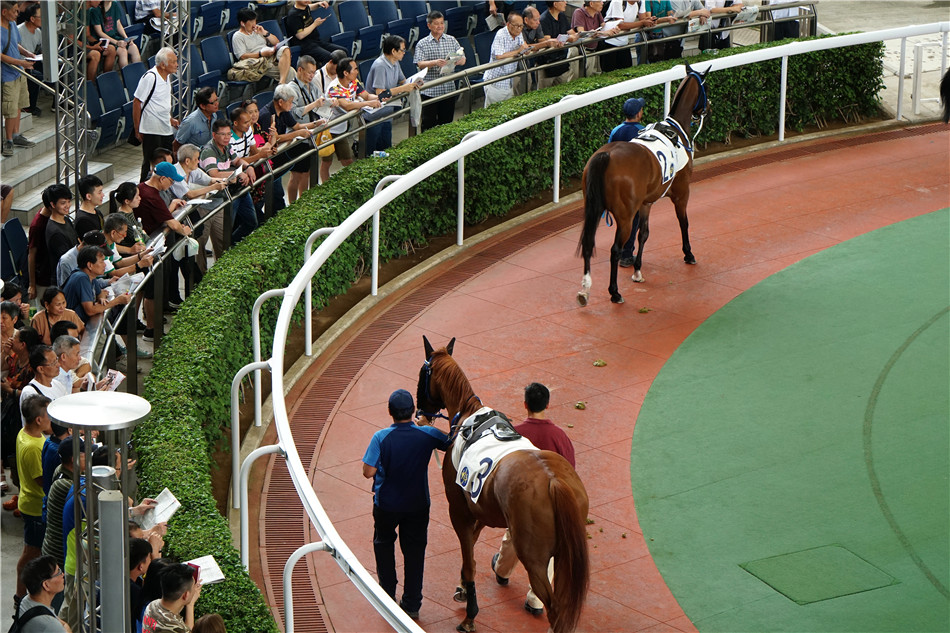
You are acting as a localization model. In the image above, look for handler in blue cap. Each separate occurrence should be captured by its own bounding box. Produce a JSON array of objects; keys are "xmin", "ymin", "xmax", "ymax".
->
[
  {"xmin": 609, "ymin": 96, "xmax": 647, "ymax": 267},
  {"xmin": 362, "ymin": 389, "xmax": 450, "ymax": 620}
]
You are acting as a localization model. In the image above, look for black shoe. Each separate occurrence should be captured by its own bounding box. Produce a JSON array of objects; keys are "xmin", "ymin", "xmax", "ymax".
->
[
  {"xmin": 492, "ymin": 552, "xmax": 508, "ymax": 586},
  {"xmin": 398, "ymin": 601, "xmax": 419, "ymax": 620},
  {"xmin": 167, "ymin": 297, "xmax": 183, "ymax": 309},
  {"xmin": 524, "ymin": 601, "xmax": 543, "ymax": 616},
  {"xmin": 136, "ymin": 319, "xmax": 147, "ymax": 331},
  {"xmin": 142, "ymin": 329, "xmax": 154, "ymax": 342},
  {"xmin": 619, "ymin": 256, "xmax": 636, "ymax": 268},
  {"xmin": 27, "ymin": 106, "xmax": 41, "ymax": 117}
]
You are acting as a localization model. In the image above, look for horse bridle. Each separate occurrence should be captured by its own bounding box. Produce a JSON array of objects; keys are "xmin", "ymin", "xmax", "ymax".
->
[
  {"xmin": 687, "ymin": 70, "xmax": 710, "ymax": 145},
  {"xmin": 417, "ymin": 356, "xmax": 481, "ymax": 442}
]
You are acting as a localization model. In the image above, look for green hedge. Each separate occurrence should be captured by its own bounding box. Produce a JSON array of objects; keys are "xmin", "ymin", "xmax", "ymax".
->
[{"xmin": 133, "ymin": 36, "xmax": 883, "ymax": 630}]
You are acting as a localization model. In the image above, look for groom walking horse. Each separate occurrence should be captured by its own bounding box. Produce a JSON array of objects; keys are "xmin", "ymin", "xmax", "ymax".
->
[{"xmin": 416, "ymin": 337, "xmax": 589, "ymax": 633}]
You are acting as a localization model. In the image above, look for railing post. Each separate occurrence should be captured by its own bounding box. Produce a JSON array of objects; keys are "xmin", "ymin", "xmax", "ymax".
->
[
  {"xmin": 231, "ymin": 360, "xmax": 272, "ymax": 509},
  {"xmin": 458, "ymin": 131, "xmax": 482, "ymax": 246},
  {"xmin": 372, "ymin": 176, "xmax": 402, "ymax": 295},
  {"xmin": 253, "ymin": 289, "xmax": 286, "ymax": 426},
  {"xmin": 284, "ymin": 541, "xmax": 332, "ymax": 633},
  {"xmin": 241, "ymin": 443, "xmax": 285, "ymax": 568},
  {"xmin": 897, "ymin": 37, "xmax": 906, "ymax": 121},
  {"xmin": 304, "ymin": 227, "xmax": 337, "ymax": 356},
  {"xmin": 553, "ymin": 96, "xmax": 579, "ymax": 204},
  {"xmin": 664, "ymin": 80, "xmax": 672, "ymax": 117},
  {"xmin": 779, "ymin": 55, "xmax": 788, "ymax": 142}
]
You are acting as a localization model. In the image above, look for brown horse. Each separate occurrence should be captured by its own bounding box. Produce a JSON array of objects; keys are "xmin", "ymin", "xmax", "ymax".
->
[
  {"xmin": 577, "ymin": 64, "xmax": 711, "ymax": 305},
  {"xmin": 416, "ymin": 336, "xmax": 589, "ymax": 633}
]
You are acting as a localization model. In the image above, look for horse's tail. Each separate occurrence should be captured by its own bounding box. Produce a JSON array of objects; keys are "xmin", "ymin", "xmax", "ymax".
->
[
  {"xmin": 940, "ymin": 69, "xmax": 950, "ymax": 124},
  {"xmin": 576, "ymin": 150, "xmax": 611, "ymax": 260},
  {"xmin": 549, "ymin": 477, "xmax": 590, "ymax": 633}
]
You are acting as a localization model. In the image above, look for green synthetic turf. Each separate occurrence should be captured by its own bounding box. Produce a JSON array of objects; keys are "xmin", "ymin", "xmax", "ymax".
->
[{"xmin": 631, "ymin": 210, "xmax": 950, "ymax": 632}]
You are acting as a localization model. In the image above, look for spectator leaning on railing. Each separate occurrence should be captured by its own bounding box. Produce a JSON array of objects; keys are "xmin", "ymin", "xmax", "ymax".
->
[
  {"xmin": 285, "ymin": 54, "xmax": 330, "ymax": 202},
  {"xmin": 200, "ymin": 119, "xmax": 259, "ymax": 242},
  {"xmin": 229, "ymin": 106, "xmax": 284, "ymax": 214},
  {"xmin": 324, "ymin": 58, "xmax": 381, "ymax": 179},
  {"xmin": 572, "ymin": 1, "xmax": 621, "ymax": 75},
  {"xmin": 234, "ymin": 6, "xmax": 294, "ymax": 86},
  {"xmin": 56, "ymin": 229, "xmax": 106, "ymax": 288},
  {"xmin": 538, "ymin": 1, "xmax": 580, "ymax": 89},
  {"xmin": 604, "ymin": 0, "xmax": 657, "ymax": 70},
  {"xmin": 133, "ymin": 47, "xmax": 180, "ymax": 182},
  {"xmin": 364, "ymin": 35, "xmax": 422, "ymax": 154},
  {"xmin": 413, "ymin": 11, "xmax": 466, "ymax": 132},
  {"xmin": 483, "ymin": 12, "xmax": 530, "ymax": 108},
  {"xmin": 174, "ymin": 143, "xmax": 229, "ymax": 261}
]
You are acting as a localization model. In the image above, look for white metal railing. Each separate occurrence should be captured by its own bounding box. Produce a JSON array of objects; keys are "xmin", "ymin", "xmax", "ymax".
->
[{"xmin": 237, "ymin": 23, "xmax": 949, "ymax": 633}]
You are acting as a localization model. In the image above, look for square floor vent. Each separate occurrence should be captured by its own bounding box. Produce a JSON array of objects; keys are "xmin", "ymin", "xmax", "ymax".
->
[{"xmin": 740, "ymin": 544, "xmax": 899, "ymax": 605}]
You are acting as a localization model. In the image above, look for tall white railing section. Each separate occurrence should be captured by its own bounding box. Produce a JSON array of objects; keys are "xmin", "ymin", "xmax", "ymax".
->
[{"xmin": 232, "ymin": 23, "xmax": 948, "ymax": 633}]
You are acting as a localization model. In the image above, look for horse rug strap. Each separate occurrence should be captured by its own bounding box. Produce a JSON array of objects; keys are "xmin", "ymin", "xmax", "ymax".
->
[
  {"xmin": 628, "ymin": 122, "xmax": 691, "ymax": 186},
  {"xmin": 453, "ymin": 407, "xmax": 538, "ymax": 504}
]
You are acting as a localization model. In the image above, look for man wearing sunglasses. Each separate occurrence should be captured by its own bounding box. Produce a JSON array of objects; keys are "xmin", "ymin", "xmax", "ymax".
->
[{"xmin": 16, "ymin": 555, "xmax": 67, "ymax": 632}]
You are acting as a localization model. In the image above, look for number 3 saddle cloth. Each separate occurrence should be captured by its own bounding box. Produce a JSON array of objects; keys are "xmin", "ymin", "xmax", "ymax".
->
[{"xmin": 452, "ymin": 407, "xmax": 537, "ymax": 504}]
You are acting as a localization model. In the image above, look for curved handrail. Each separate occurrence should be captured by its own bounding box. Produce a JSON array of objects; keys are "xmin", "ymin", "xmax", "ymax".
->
[{"xmin": 251, "ymin": 21, "xmax": 948, "ymax": 632}]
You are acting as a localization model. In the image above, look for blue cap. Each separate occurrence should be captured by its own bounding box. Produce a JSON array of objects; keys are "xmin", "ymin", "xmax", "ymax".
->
[
  {"xmin": 58, "ymin": 437, "xmax": 85, "ymax": 461},
  {"xmin": 388, "ymin": 389, "xmax": 414, "ymax": 418},
  {"xmin": 623, "ymin": 97, "xmax": 645, "ymax": 118},
  {"xmin": 154, "ymin": 161, "xmax": 184, "ymax": 182}
]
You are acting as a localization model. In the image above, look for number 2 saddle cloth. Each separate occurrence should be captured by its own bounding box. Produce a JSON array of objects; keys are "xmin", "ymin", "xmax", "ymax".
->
[
  {"xmin": 628, "ymin": 121, "xmax": 692, "ymax": 186},
  {"xmin": 452, "ymin": 407, "xmax": 538, "ymax": 504}
]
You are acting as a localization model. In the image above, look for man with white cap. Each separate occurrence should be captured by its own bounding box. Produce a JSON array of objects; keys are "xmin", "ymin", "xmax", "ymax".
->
[
  {"xmin": 609, "ymin": 97, "xmax": 647, "ymax": 266},
  {"xmin": 362, "ymin": 389, "xmax": 450, "ymax": 621}
]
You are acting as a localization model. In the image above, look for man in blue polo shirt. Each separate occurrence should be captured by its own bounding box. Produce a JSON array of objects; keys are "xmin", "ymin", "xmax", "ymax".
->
[{"xmin": 362, "ymin": 389, "xmax": 449, "ymax": 621}]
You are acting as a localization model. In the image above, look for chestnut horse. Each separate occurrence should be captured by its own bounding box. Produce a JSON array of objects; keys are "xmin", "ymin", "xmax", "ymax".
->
[
  {"xmin": 577, "ymin": 64, "xmax": 711, "ymax": 305},
  {"xmin": 416, "ymin": 337, "xmax": 589, "ymax": 633}
]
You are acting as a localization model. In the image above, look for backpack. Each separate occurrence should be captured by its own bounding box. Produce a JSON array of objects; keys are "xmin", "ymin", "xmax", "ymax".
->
[
  {"xmin": 227, "ymin": 57, "xmax": 271, "ymax": 82},
  {"xmin": 8, "ymin": 606, "xmax": 52, "ymax": 633}
]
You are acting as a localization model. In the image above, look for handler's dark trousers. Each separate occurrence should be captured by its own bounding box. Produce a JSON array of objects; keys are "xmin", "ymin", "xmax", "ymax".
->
[{"xmin": 373, "ymin": 505, "xmax": 429, "ymax": 612}]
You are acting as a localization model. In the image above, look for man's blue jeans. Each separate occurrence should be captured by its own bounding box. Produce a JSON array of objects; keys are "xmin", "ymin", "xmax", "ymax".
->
[{"xmin": 231, "ymin": 192, "xmax": 257, "ymax": 244}]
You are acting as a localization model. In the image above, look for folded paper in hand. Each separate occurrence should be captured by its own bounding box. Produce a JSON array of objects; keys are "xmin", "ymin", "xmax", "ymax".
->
[
  {"xmin": 440, "ymin": 48, "xmax": 465, "ymax": 76},
  {"xmin": 112, "ymin": 272, "xmax": 145, "ymax": 296},
  {"xmin": 185, "ymin": 555, "xmax": 226, "ymax": 585},
  {"xmin": 260, "ymin": 36, "xmax": 292, "ymax": 56},
  {"xmin": 732, "ymin": 6, "xmax": 759, "ymax": 25},
  {"xmin": 139, "ymin": 487, "xmax": 180, "ymax": 531}
]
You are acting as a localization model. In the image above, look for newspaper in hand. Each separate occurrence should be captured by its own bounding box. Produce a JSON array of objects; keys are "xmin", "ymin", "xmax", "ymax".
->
[
  {"xmin": 260, "ymin": 36, "xmax": 292, "ymax": 56},
  {"xmin": 688, "ymin": 17, "xmax": 711, "ymax": 33},
  {"xmin": 112, "ymin": 272, "xmax": 146, "ymax": 296},
  {"xmin": 407, "ymin": 67, "xmax": 427, "ymax": 85},
  {"xmin": 102, "ymin": 369, "xmax": 126, "ymax": 392},
  {"xmin": 185, "ymin": 555, "xmax": 226, "ymax": 585},
  {"xmin": 485, "ymin": 12, "xmax": 504, "ymax": 31},
  {"xmin": 138, "ymin": 487, "xmax": 181, "ymax": 531},
  {"xmin": 732, "ymin": 6, "xmax": 759, "ymax": 25},
  {"xmin": 440, "ymin": 48, "xmax": 465, "ymax": 76}
]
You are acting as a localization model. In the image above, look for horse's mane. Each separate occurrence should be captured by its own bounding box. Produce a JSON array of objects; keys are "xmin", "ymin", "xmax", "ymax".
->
[
  {"xmin": 669, "ymin": 72, "xmax": 698, "ymax": 116},
  {"xmin": 426, "ymin": 350, "xmax": 475, "ymax": 414}
]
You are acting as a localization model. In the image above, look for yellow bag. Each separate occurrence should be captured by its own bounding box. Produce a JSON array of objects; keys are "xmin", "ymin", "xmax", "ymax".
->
[{"xmin": 317, "ymin": 129, "xmax": 335, "ymax": 157}]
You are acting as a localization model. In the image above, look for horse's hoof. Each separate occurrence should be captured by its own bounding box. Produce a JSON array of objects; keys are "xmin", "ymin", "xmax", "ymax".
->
[
  {"xmin": 577, "ymin": 292, "xmax": 589, "ymax": 307},
  {"xmin": 610, "ymin": 294, "xmax": 624, "ymax": 304},
  {"xmin": 632, "ymin": 271, "xmax": 645, "ymax": 283},
  {"xmin": 453, "ymin": 587, "xmax": 467, "ymax": 603},
  {"xmin": 684, "ymin": 255, "xmax": 696, "ymax": 265},
  {"xmin": 456, "ymin": 620, "xmax": 477, "ymax": 633}
]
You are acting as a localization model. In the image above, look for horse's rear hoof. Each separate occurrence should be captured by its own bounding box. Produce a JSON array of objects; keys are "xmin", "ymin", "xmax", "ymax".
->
[
  {"xmin": 685, "ymin": 255, "xmax": 696, "ymax": 265},
  {"xmin": 611, "ymin": 294, "xmax": 624, "ymax": 304},
  {"xmin": 577, "ymin": 292, "xmax": 589, "ymax": 307},
  {"xmin": 456, "ymin": 620, "xmax": 477, "ymax": 633},
  {"xmin": 453, "ymin": 587, "xmax": 467, "ymax": 603}
]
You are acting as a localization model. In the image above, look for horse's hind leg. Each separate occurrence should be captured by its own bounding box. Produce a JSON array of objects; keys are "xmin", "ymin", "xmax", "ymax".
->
[
  {"xmin": 632, "ymin": 204, "xmax": 652, "ymax": 283},
  {"xmin": 608, "ymin": 220, "xmax": 628, "ymax": 304},
  {"xmin": 578, "ymin": 256, "xmax": 592, "ymax": 307}
]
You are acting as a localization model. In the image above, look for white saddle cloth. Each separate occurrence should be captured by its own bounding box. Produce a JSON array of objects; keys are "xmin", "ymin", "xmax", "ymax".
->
[
  {"xmin": 453, "ymin": 406, "xmax": 537, "ymax": 504},
  {"xmin": 628, "ymin": 124, "xmax": 691, "ymax": 185}
]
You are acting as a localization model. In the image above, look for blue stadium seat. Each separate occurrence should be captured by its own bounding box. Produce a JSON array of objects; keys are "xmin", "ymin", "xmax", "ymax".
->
[
  {"xmin": 356, "ymin": 25, "xmax": 385, "ymax": 60},
  {"xmin": 119, "ymin": 101, "xmax": 134, "ymax": 141},
  {"xmin": 97, "ymin": 71, "xmax": 127, "ymax": 111},
  {"xmin": 384, "ymin": 17, "xmax": 414, "ymax": 42},
  {"xmin": 1, "ymin": 218, "xmax": 29, "ymax": 287},
  {"xmin": 472, "ymin": 1, "xmax": 491, "ymax": 35},
  {"xmin": 358, "ymin": 58, "xmax": 374, "ymax": 83},
  {"xmin": 120, "ymin": 62, "xmax": 147, "ymax": 96},
  {"xmin": 86, "ymin": 82, "xmax": 122, "ymax": 149},
  {"xmin": 460, "ymin": 38, "xmax": 479, "ymax": 80},
  {"xmin": 398, "ymin": 54, "xmax": 416, "ymax": 79},
  {"xmin": 338, "ymin": 1, "xmax": 372, "ymax": 31},
  {"xmin": 474, "ymin": 30, "xmax": 494, "ymax": 66},
  {"xmin": 258, "ymin": 20, "xmax": 284, "ymax": 40},
  {"xmin": 200, "ymin": 35, "xmax": 250, "ymax": 98},
  {"xmin": 196, "ymin": 1, "xmax": 228, "ymax": 38},
  {"xmin": 368, "ymin": 0, "xmax": 399, "ymax": 25},
  {"xmin": 225, "ymin": 100, "xmax": 242, "ymax": 118},
  {"xmin": 314, "ymin": 5, "xmax": 341, "ymax": 40},
  {"xmin": 330, "ymin": 31, "xmax": 357, "ymax": 58},
  {"xmin": 429, "ymin": 1, "xmax": 459, "ymax": 14},
  {"xmin": 123, "ymin": 22, "xmax": 145, "ymax": 50},
  {"xmin": 252, "ymin": 90, "xmax": 273, "ymax": 106},
  {"xmin": 224, "ymin": 1, "xmax": 248, "ymax": 30},
  {"xmin": 188, "ymin": 43, "xmax": 205, "ymax": 76},
  {"xmin": 445, "ymin": 5, "xmax": 474, "ymax": 39}
]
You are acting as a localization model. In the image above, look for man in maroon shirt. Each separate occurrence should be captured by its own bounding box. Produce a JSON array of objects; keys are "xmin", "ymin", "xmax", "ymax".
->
[{"xmin": 491, "ymin": 382, "xmax": 575, "ymax": 616}]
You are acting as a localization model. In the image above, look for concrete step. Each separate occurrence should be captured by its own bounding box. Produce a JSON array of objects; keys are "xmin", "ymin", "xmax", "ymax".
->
[
  {"xmin": 0, "ymin": 127, "xmax": 56, "ymax": 171},
  {"xmin": 9, "ymin": 160, "xmax": 114, "ymax": 225}
]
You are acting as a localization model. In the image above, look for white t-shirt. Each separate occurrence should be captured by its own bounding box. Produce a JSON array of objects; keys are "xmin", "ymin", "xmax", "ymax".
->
[
  {"xmin": 133, "ymin": 68, "xmax": 174, "ymax": 136},
  {"xmin": 606, "ymin": 0, "xmax": 645, "ymax": 46},
  {"xmin": 232, "ymin": 30, "xmax": 267, "ymax": 60},
  {"xmin": 19, "ymin": 379, "xmax": 69, "ymax": 426}
]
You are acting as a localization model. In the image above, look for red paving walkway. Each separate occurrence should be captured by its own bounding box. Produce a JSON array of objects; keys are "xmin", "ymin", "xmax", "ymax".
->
[{"xmin": 251, "ymin": 124, "xmax": 949, "ymax": 633}]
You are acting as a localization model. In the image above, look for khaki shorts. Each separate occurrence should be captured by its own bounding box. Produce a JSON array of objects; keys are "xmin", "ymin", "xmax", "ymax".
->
[
  {"xmin": 1, "ymin": 75, "xmax": 29, "ymax": 119},
  {"xmin": 323, "ymin": 136, "xmax": 354, "ymax": 161}
]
